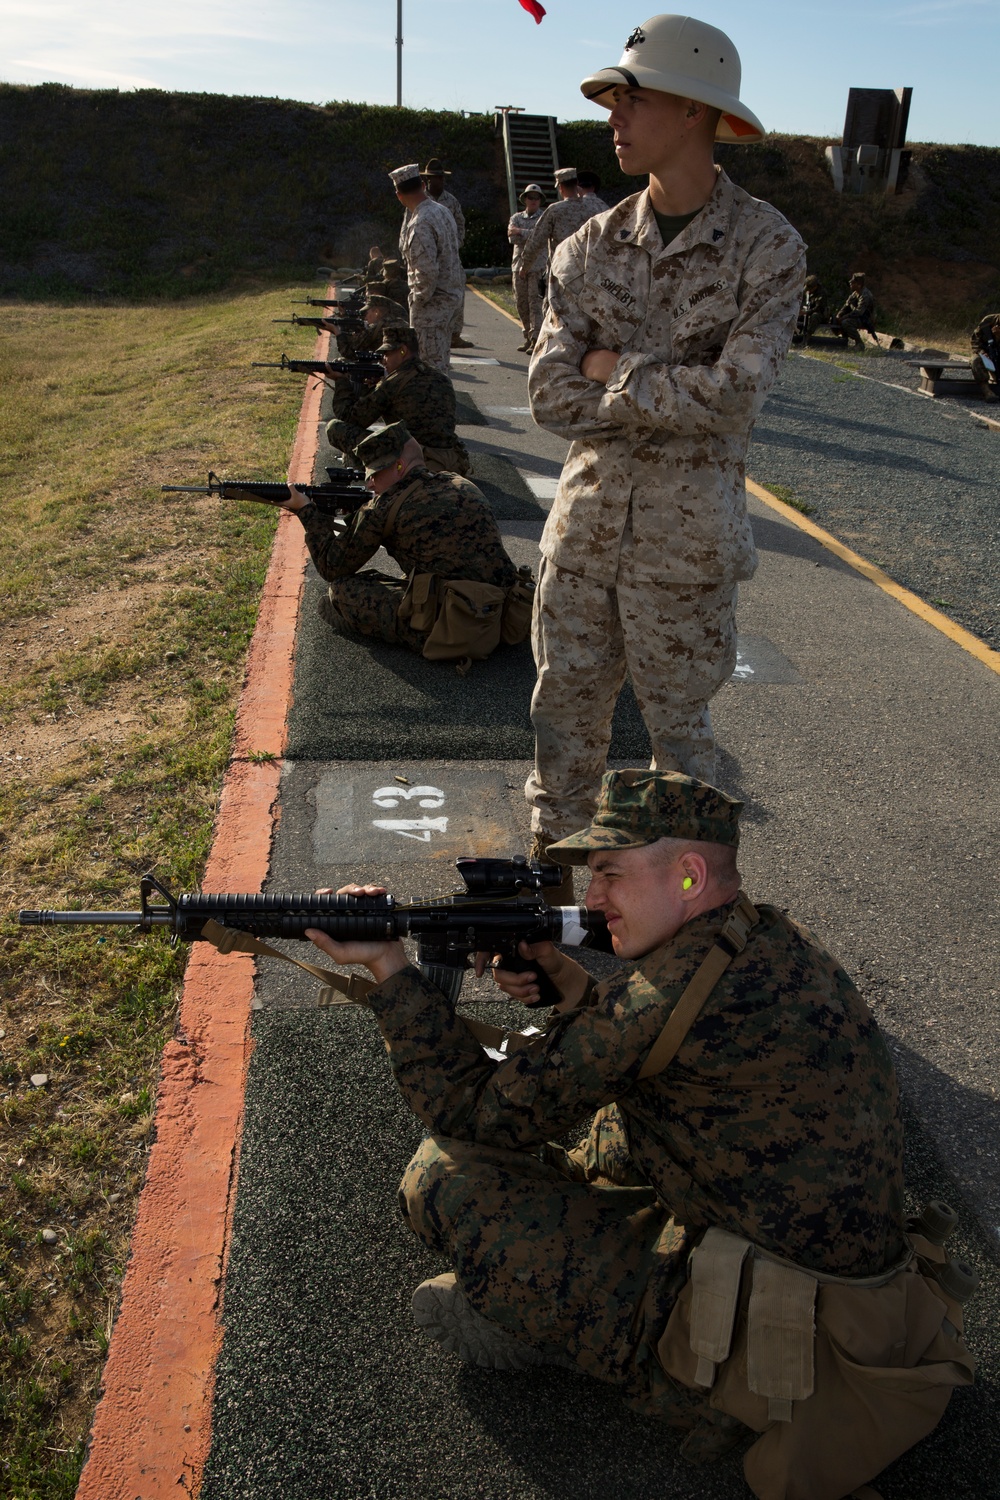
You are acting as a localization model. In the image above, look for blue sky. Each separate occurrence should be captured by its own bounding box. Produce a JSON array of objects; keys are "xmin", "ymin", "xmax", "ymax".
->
[{"xmin": 1, "ymin": 0, "xmax": 996, "ymax": 146}]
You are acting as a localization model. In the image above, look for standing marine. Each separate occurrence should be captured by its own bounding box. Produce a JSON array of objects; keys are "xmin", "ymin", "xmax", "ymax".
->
[
  {"xmin": 390, "ymin": 163, "xmax": 465, "ymax": 373},
  {"xmin": 525, "ymin": 13, "xmax": 806, "ymax": 895},
  {"xmin": 420, "ymin": 158, "xmax": 474, "ymax": 350},
  {"xmin": 508, "ymin": 183, "xmax": 547, "ymax": 352}
]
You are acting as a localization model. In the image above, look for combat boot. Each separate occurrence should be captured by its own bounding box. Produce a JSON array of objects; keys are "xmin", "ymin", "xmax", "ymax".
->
[
  {"xmin": 412, "ymin": 1274, "xmax": 575, "ymax": 1371},
  {"xmin": 451, "ymin": 335, "xmax": 475, "ymax": 349},
  {"xmin": 528, "ymin": 833, "xmax": 575, "ymax": 906}
]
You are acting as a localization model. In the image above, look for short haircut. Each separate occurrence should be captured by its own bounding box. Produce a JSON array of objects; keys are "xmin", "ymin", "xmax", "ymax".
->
[
  {"xmin": 395, "ymin": 176, "xmax": 423, "ymax": 195},
  {"xmin": 577, "ymin": 170, "xmax": 601, "ymax": 191},
  {"xmin": 648, "ymin": 835, "xmax": 740, "ymax": 884},
  {"xmin": 557, "ymin": 175, "xmax": 578, "ymax": 189}
]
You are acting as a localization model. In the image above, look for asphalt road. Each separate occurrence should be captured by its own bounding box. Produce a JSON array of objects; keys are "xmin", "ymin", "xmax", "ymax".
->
[
  {"xmin": 201, "ymin": 293, "xmax": 1000, "ymax": 1500},
  {"xmin": 749, "ymin": 348, "xmax": 999, "ymax": 649}
]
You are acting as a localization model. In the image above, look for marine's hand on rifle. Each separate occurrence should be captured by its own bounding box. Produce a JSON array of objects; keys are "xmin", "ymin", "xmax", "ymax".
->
[
  {"xmin": 477, "ymin": 940, "xmax": 590, "ymax": 1012},
  {"xmin": 305, "ymin": 884, "xmax": 409, "ymax": 984},
  {"xmin": 279, "ymin": 484, "xmax": 311, "ymax": 513}
]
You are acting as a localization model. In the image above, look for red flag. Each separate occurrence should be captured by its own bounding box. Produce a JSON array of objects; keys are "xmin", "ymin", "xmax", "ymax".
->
[{"xmin": 518, "ymin": 0, "xmax": 546, "ymax": 20}]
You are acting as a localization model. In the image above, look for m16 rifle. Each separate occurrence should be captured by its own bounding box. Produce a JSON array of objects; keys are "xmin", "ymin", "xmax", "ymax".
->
[
  {"xmin": 272, "ymin": 312, "xmax": 365, "ymax": 331},
  {"xmin": 251, "ymin": 351, "xmax": 383, "ymax": 395},
  {"xmin": 160, "ymin": 469, "xmax": 369, "ymax": 517},
  {"xmin": 290, "ymin": 293, "xmax": 366, "ymax": 310},
  {"xmin": 19, "ymin": 857, "xmax": 609, "ymax": 1009}
]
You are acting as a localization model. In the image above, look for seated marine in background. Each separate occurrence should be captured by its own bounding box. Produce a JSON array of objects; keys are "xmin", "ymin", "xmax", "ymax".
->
[
  {"xmin": 283, "ymin": 421, "xmax": 518, "ymax": 656},
  {"xmin": 830, "ymin": 272, "xmax": 876, "ymax": 348},
  {"xmin": 302, "ymin": 768, "xmax": 976, "ymax": 1499},
  {"xmin": 326, "ymin": 326, "xmax": 472, "ymax": 477},
  {"xmin": 326, "ymin": 292, "xmax": 409, "ymax": 357},
  {"xmin": 970, "ymin": 311, "xmax": 1000, "ymax": 388},
  {"xmin": 363, "ymin": 247, "xmax": 409, "ymax": 308},
  {"xmin": 794, "ymin": 274, "xmax": 828, "ymax": 344}
]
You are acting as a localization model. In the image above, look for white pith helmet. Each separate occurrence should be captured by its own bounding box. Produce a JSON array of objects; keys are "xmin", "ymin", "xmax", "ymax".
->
[{"xmin": 580, "ymin": 15, "xmax": 765, "ymax": 144}]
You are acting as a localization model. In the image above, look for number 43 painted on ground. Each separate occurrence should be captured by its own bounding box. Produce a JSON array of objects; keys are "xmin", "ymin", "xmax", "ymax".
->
[{"xmin": 371, "ymin": 785, "xmax": 448, "ymax": 843}]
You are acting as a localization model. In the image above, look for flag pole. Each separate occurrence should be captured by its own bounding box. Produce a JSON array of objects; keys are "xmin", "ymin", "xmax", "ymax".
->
[{"xmin": 396, "ymin": 0, "xmax": 403, "ymax": 107}]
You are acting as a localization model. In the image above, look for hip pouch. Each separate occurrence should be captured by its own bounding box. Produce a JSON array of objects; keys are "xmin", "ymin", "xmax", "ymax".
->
[
  {"xmin": 398, "ymin": 571, "xmax": 505, "ymax": 661},
  {"xmin": 657, "ymin": 1226, "xmax": 976, "ymax": 1500},
  {"xmin": 500, "ymin": 566, "xmax": 536, "ymax": 646}
]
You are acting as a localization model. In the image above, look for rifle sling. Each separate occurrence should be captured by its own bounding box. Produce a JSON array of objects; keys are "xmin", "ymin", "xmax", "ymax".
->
[
  {"xmin": 198, "ymin": 918, "xmax": 508, "ymax": 1049},
  {"xmin": 636, "ymin": 893, "xmax": 760, "ymax": 1080},
  {"xmin": 382, "ymin": 476, "xmax": 421, "ymax": 537}
]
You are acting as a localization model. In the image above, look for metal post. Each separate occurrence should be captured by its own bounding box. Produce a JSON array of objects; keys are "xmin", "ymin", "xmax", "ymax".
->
[{"xmin": 396, "ymin": 0, "xmax": 403, "ymax": 107}]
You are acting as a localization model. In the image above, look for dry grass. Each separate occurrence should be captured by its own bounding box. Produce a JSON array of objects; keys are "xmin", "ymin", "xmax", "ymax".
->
[{"xmin": 0, "ymin": 288, "xmax": 313, "ymax": 1496}]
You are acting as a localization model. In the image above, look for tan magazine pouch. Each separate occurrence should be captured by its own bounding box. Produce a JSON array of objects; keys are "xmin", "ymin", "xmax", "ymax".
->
[
  {"xmin": 422, "ymin": 578, "xmax": 506, "ymax": 661},
  {"xmin": 500, "ymin": 565, "xmax": 536, "ymax": 645},
  {"xmin": 398, "ymin": 571, "xmax": 506, "ymax": 661}
]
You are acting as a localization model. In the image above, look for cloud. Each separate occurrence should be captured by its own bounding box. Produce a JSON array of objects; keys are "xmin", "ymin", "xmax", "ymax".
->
[
  {"xmin": 9, "ymin": 55, "xmax": 159, "ymax": 88},
  {"xmin": 888, "ymin": 0, "xmax": 994, "ymax": 21}
]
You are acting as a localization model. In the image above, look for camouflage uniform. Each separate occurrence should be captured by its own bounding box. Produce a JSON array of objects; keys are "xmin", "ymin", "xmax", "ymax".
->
[
  {"xmin": 519, "ymin": 193, "xmax": 610, "ymax": 277},
  {"xmin": 508, "ymin": 205, "xmax": 545, "ymax": 341},
  {"xmin": 430, "ymin": 188, "xmax": 468, "ymax": 344},
  {"xmin": 376, "ymin": 896, "xmax": 905, "ymax": 1411},
  {"xmin": 970, "ymin": 312, "xmax": 1000, "ymax": 386},
  {"xmin": 526, "ymin": 170, "xmax": 805, "ymax": 838},
  {"xmin": 399, "ymin": 198, "xmax": 464, "ymax": 373},
  {"xmin": 298, "ymin": 466, "xmax": 516, "ymax": 652},
  {"xmin": 326, "ymin": 355, "xmax": 472, "ymax": 476},
  {"xmin": 337, "ymin": 299, "xmax": 408, "ymax": 357},
  {"xmin": 833, "ymin": 286, "xmax": 876, "ymax": 348}
]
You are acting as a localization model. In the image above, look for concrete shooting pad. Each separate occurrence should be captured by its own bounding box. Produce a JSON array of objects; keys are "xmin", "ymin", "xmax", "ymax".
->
[{"xmin": 77, "ymin": 290, "xmax": 996, "ymax": 1500}]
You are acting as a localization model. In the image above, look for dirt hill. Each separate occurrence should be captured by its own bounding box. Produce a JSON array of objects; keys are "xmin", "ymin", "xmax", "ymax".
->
[{"xmin": 1, "ymin": 83, "xmax": 997, "ymax": 337}]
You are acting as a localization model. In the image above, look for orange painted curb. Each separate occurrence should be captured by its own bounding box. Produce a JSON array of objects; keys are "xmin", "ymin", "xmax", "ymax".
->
[{"xmin": 75, "ymin": 317, "xmax": 330, "ymax": 1500}]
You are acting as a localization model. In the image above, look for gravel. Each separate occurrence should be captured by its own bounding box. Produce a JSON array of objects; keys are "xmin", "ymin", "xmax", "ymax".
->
[{"xmin": 749, "ymin": 351, "xmax": 999, "ymax": 649}]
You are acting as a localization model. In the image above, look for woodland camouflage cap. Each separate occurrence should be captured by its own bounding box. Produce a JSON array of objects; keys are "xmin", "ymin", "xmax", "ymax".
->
[
  {"xmin": 354, "ymin": 422, "xmax": 413, "ymax": 475},
  {"xmin": 547, "ymin": 769, "xmax": 743, "ymax": 864}
]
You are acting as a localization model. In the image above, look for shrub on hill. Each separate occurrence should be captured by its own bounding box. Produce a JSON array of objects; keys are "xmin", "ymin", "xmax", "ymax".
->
[{"xmin": 0, "ymin": 83, "xmax": 997, "ymax": 334}]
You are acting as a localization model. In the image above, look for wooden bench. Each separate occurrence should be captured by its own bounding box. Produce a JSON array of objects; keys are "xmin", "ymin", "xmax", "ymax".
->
[{"xmin": 907, "ymin": 359, "xmax": 993, "ymax": 399}]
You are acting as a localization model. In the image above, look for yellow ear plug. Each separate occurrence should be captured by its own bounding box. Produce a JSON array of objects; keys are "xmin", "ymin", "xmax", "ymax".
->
[{"xmin": 683, "ymin": 877, "xmax": 694, "ymax": 890}]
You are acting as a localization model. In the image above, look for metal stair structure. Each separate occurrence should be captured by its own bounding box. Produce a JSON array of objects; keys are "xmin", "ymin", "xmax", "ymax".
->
[{"xmin": 495, "ymin": 108, "xmax": 559, "ymax": 215}]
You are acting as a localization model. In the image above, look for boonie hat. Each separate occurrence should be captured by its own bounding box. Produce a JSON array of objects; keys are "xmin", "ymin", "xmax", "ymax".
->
[
  {"xmin": 546, "ymin": 769, "xmax": 743, "ymax": 864},
  {"xmin": 355, "ymin": 422, "xmax": 413, "ymax": 476},
  {"xmin": 420, "ymin": 158, "xmax": 451, "ymax": 176},
  {"xmin": 580, "ymin": 14, "xmax": 765, "ymax": 143},
  {"xmin": 519, "ymin": 182, "xmax": 546, "ymax": 201},
  {"xmin": 389, "ymin": 163, "xmax": 422, "ymax": 191}
]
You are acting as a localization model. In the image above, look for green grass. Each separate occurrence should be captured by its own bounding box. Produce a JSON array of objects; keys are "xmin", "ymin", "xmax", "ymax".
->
[
  {"xmin": 0, "ymin": 286, "xmax": 309, "ymax": 1493},
  {"xmin": 759, "ymin": 483, "xmax": 816, "ymax": 517}
]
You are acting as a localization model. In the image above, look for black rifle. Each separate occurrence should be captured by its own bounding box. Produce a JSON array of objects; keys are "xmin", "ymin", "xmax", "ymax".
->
[
  {"xmin": 272, "ymin": 313, "xmax": 365, "ymax": 331},
  {"xmin": 19, "ymin": 858, "xmax": 608, "ymax": 1008},
  {"xmin": 160, "ymin": 469, "xmax": 369, "ymax": 517},
  {"xmin": 252, "ymin": 352, "xmax": 383, "ymax": 396},
  {"xmin": 290, "ymin": 296, "xmax": 366, "ymax": 309}
]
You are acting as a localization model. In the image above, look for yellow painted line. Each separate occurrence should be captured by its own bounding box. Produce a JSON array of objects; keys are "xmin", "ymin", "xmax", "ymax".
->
[
  {"xmin": 469, "ymin": 283, "xmax": 521, "ymax": 327},
  {"xmin": 746, "ymin": 478, "xmax": 1000, "ymax": 676}
]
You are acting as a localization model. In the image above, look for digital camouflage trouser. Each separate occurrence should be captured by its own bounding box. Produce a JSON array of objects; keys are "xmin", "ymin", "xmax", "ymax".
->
[
  {"xmin": 410, "ymin": 293, "xmax": 462, "ymax": 373},
  {"xmin": 319, "ymin": 572, "xmax": 425, "ymax": 654},
  {"xmin": 526, "ymin": 522, "xmax": 737, "ymax": 840},
  {"xmin": 399, "ymin": 1104, "xmax": 701, "ymax": 1420}
]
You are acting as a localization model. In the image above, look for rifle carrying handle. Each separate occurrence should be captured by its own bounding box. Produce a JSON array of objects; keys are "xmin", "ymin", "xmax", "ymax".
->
[{"xmin": 497, "ymin": 945, "xmax": 563, "ymax": 1010}]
